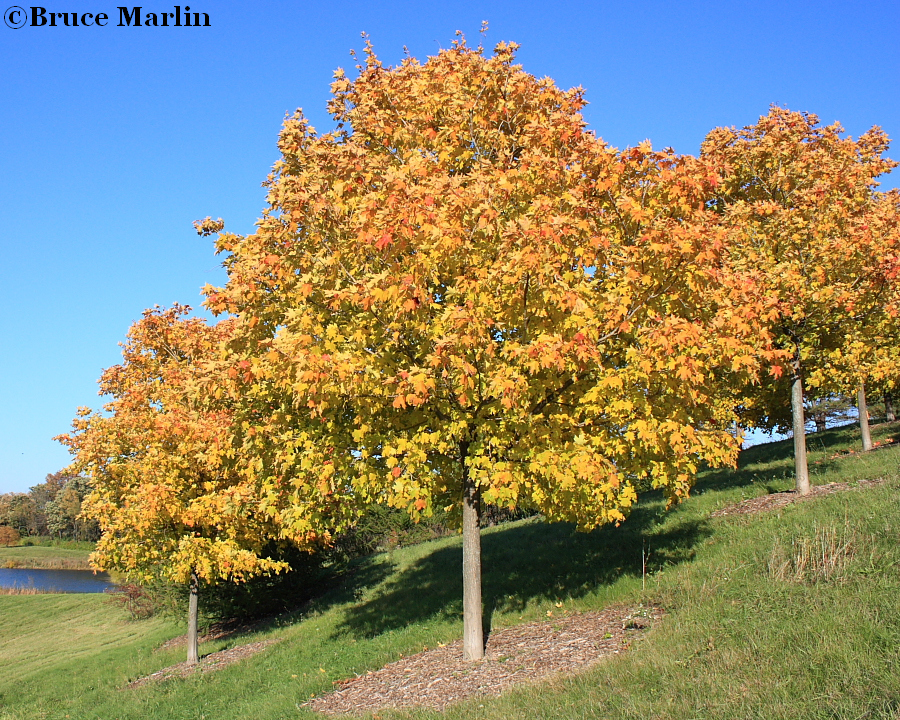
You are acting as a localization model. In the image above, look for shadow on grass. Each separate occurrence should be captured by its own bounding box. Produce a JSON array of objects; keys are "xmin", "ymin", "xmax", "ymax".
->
[
  {"xmin": 875, "ymin": 422, "xmax": 900, "ymax": 447},
  {"xmin": 695, "ymin": 440, "xmax": 797, "ymax": 495},
  {"xmin": 695, "ymin": 421, "xmax": 900, "ymax": 503},
  {"xmin": 696, "ymin": 421, "xmax": 883, "ymax": 494},
  {"xmin": 324, "ymin": 422, "xmax": 900, "ymax": 645},
  {"xmin": 205, "ymin": 557, "xmax": 401, "ymax": 645},
  {"xmin": 332, "ymin": 499, "xmax": 711, "ymax": 642}
]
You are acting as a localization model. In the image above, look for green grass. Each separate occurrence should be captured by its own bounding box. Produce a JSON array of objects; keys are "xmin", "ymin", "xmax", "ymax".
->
[
  {"xmin": 0, "ymin": 595, "xmax": 176, "ymax": 688},
  {"xmin": 699, "ymin": 419, "xmax": 900, "ymax": 498},
  {"xmin": 16, "ymin": 537, "xmax": 96, "ymax": 551},
  {"xmin": 0, "ymin": 545, "xmax": 92, "ymax": 569},
  {"xmin": 1, "ymin": 421, "xmax": 899, "ymax": 719}
]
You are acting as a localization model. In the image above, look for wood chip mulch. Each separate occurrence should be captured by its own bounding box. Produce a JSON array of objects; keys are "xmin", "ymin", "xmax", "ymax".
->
[
  {"xmin": 156, "ymin": 619, "xmax": 262, "ymax": 652},
  {"xmin": 305, "ymin": 605, "xmax": 661, "ymax": 715},
  {"xmin": 710, "ymin": 477, "xmax": 887, "ymax": 518},
  {"xmin": 124, "ymin": 638, "xmax": 279, "ymax": 689}
]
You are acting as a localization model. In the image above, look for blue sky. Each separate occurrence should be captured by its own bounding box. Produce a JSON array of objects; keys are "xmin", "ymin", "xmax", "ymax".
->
[{"xmin": 1, "ymin": 0, "xmax": 898, "ymax": 493}]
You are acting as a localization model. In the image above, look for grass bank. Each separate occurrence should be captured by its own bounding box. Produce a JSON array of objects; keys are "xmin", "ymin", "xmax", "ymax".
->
[
  {"xmin": 0, "ymin": 421, "xmax": 898, "ymax": 719},
  {"xmin": 0, "ymin": 545, "xmax": 92, "ymax": 570},
  {"xmin": 0, "ymin": 587, "xmax": 44, "ymax": 596}
]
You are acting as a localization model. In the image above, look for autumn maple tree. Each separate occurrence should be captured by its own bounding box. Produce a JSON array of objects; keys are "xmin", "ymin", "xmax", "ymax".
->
[
  {"xmin": 827, "ymin": 190, "xmax": 900, "ymax": 449},
  {"xmin": 58, "ymin": 306, "xmax": 294, "ymax": 664},
  {"xmin": 702, "ymin": 107, "xmax": 898, "ymax": 490},
  {"xmin": 203, "ymin": 37, "xmax": 770, "ymax": 660}
]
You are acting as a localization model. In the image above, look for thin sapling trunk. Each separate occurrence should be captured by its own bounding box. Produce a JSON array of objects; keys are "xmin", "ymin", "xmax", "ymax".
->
[
  {"xmin": 791, "ymin": 362, "xmax": 810, "ymax": 495},
  {"xmin": 858, "ymin": 384, "xmax": 873, "ymax": 451},
  {"xmin": 187, "ymin": 569, "xmax": 199, "ymax": 665},
  {"xmin": 460, "ymin": 441, "xmax": 484, "ymax": 661}
]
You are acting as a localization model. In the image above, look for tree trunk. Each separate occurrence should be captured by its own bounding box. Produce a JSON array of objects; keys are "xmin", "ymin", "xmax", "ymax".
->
[
  {"xmin": 187, "ymin": 570, "xmax": 199, "ymax": 665},
  {"xmin": 858, "ymin": 384, "xmax": 873, "ymax": 452},
  {"xmin": 885, "ymin": 392, "xmax": 895, "ymax": 423},
  {"xmin": 461, "ymin": 442, "xmax": 484, "ymax": 661},
  {"xmin": 791, "ymin": 364, "xmax": 810, "ymax": 495}
]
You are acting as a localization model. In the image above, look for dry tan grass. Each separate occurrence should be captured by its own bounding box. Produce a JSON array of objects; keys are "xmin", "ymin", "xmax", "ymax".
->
[
  {"xmin": 2, "ymin": 558, "xmax": 91, "ymax": 570},
  {"xmin": 0, "ymin": 586, "xmax": 46, "ymax": 595},
  {"xmin": 766, "ymin": 522, "xmax": 870, "ymax": 584}
]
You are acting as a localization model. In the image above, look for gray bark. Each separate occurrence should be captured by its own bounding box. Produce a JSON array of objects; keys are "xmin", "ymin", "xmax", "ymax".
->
[
  {"xmin": 858, "ymin": 384, "xmax": 873, "ymax": 452},
  {"xmin": 461, "ymin": 442, "xmax": 484, "ymax": 661},
  {"xmin": 187, "ymin": 570, "xmax": 199, "ymax": 665},
  {"xmin": 885, "ymin": 392, "xmax": 895, "ymax": 423},
  {"xmin": 791, "ymin": 366, "xmax": 810, "ymax": 495}
]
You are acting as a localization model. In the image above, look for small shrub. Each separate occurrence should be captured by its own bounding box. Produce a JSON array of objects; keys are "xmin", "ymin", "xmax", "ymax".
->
[
  {"xmin": 329, "ymin": 505, "xmax": 453, "ymax": 562},
  {"xmin": 329, "ymin": 503, "xmax": 536, "ymax": 563},
  {"xmin": 481, "ymin": 504, "xmax": 539, "ymax": 527},
  {"xmin": 0, "ymin": 526, "xmax": 20, "ymax": 547},
  {"xmin": 105, "ymin": 583, "xmax": 158, "ymax": 620},
  {"xmin": 200, "ymin": 543, "xmax": 328, "ymax": 622},
  {"xmin": 104, "ymin": 544, "xmax": 330, "ymax": 624}
]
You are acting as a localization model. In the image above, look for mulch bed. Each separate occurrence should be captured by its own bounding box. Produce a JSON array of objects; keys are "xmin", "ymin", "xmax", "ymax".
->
[
  {"xmin": 125, "ymin": 639, "xmax": 280, "ymax": 688},
  {"xmin": 710, "ymin": 477, "xmax": 887, "ymax": 518},
  {"xmin": 156, "ymin": 619, "xmax": 264, "ymax": 652},
  {"xmin": 305, "ymin": 605, "xmax": 660, "ymax": 715}
]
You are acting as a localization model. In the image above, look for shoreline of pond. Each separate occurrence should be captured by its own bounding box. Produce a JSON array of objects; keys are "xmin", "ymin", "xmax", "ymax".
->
[
  {"xmin": 0, "ymin": 544, "xmax": 94, "ymax": 571},
  {"xmin": 2, "ymin": 559, "xmax": 93, "ymax": 570}
]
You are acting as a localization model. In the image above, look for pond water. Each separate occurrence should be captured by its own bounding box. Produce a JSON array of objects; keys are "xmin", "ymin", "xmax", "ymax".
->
[{"xmin": 0, "ymin": 568, "xmax": 115, "ymax": 593}]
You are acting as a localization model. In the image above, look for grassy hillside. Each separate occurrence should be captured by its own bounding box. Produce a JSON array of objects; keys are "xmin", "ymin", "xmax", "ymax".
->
[
  {"xmin": 0, "ymin": 595, "xmax": 176, "ymax": 689},
  {"xmin": 1, "ymin": 421, "xmax": 898, "ymax": 719},
  {"xmin": 0, "ymin": 545, "xmax": 92, "ymax": 569}
]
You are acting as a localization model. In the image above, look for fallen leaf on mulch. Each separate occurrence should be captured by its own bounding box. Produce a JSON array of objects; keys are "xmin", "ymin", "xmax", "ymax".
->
[
  {"xmin": 125, "ymin": 639, "xmax": 279, "ymax": 688},
  {"xmin": 710, "ymin": 477, "xmax": 886, "ymax": 518},
  {"xmin": 305, "ymin": 605, "xmax": 660, "ymax": 715}
]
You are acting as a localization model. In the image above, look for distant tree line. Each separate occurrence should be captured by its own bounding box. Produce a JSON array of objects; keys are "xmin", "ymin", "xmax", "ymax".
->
[{"xmin": 0, "ymin": 471, "xmax": 99, "ymax": 542}]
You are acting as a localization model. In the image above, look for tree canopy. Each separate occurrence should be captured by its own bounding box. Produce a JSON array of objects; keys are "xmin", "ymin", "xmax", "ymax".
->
[
  {"xmin": 58, "ymin": 306, "xmax": 290, "ymax": 585},
  {"xmin": 55, "ymin": 38, "xmax": 899, "ymax": 665},
  {"xmin": 701, "ymin": 107, "xmax": 899, "ymax": 489},
  {"xmin": 204, "ymin": 38, "xmax": 768, "ymax": 658}
]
